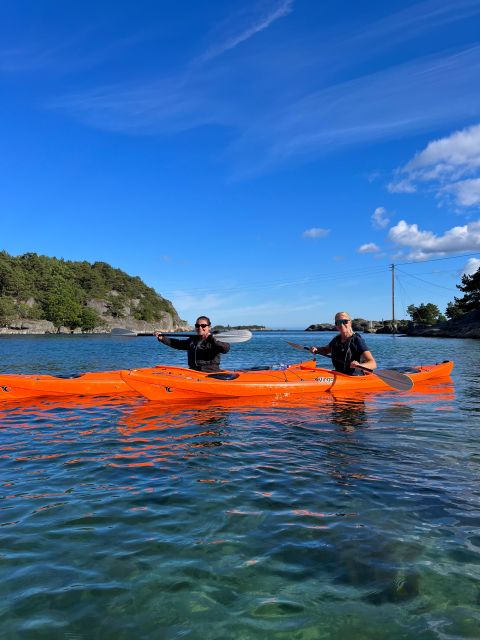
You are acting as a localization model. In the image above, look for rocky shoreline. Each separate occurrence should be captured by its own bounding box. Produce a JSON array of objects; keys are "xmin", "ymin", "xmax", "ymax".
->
[
  {"xmin": 306, "ymin": 309, "xmax": 480, "ymax": 339},
  {"xmin": 1, "ymin": 311, "xmax": 478, "ymax": 339},
  {"xmin": 0, "ymin": 316, "xmax": 190, "ymax": 336}
]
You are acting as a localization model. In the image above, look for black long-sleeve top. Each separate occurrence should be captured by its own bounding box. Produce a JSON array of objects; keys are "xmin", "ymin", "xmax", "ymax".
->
[{"xmin": 161, "ymin": 334, "xmax": 230, "ymax": 372}]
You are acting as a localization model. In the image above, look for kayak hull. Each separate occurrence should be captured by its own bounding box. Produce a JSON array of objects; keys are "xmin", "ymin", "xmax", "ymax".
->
[
  {"xmin": 121, "ymin": 360, "xmax": 454, "ymax": 401},
  {"xmin": 0, "ymin": 364, "xmax": 211, "ymax": 401},
  {"xmin": 0, "ymin": 369, "xmax": 152, "ymax": 401}
]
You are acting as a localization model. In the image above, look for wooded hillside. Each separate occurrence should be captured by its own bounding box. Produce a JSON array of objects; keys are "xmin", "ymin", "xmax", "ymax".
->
[{"xmin": 0, "ymin": 251, "xmax": 184, "ymax": 333}]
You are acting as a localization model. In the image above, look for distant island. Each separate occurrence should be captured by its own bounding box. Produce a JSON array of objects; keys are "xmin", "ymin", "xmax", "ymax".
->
[{"xmin": 0, "ymin": 251, "xmax": 188, "ymax": 334}]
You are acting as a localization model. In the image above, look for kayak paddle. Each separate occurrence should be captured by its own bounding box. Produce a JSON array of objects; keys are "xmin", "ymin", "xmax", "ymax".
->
[
  {"xmin": 112, "ymin": 328, "xmax": 252, "ymax": 343},
  {"xmin": 161, "ymin": 329, "xmax": 253, "ymax": 344},
  {"xmin": 286, "ymin": 341, "xmax": 413, "ymax": 391}
]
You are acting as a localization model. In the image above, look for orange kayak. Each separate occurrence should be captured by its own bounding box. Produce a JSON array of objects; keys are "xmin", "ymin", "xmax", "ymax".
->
[
  {"xmin": 0, "ymin": 369, "xmax": 146, "ymax": 401},
  {"xmin": 120, "ymin": 360, "xmax": 454, "ymax": 401}
]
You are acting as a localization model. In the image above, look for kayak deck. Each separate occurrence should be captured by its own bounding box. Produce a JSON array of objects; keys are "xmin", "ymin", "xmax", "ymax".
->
[{"xmin": 121, "ymin": 360, "xmax": 454, "ymax": 401}]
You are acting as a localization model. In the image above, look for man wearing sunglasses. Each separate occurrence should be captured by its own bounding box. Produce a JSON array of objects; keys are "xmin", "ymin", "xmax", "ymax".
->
[
  {"xmin": 310, "ymin": 311, "xmax": 377, "ymax": 375},
  {"xmin": 154, "ymin": 315, "xmax": 230, "ymax": 372}
]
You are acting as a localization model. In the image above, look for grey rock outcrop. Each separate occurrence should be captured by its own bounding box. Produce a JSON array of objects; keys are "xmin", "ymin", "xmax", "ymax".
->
[
  {"xmin": 306, "ymin": 323, "xmax": 335, "ymax": 331},
  {"xmin": 306, "ymin": 319, "xmax": 392, "ymax": 333},
  {"xmin": 0, "ymin": 301, "xmax": 190, "ymax": 335},
  {"xmin": 305, "ymin": 311, "xmax": 479, "ymax": 339},
  {"xmin": 405, "ymin": 309, "xmax": 480, "ymax": 338}
]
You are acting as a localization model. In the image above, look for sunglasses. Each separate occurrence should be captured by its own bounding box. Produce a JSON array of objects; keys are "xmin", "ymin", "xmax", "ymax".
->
[
  {"xmin": 195, "ymin": 323, "xmax": 210, "ymax": 329},
  {"xmin": 336, "ymin": 319, "xmax": 350, "ymax": 326}
]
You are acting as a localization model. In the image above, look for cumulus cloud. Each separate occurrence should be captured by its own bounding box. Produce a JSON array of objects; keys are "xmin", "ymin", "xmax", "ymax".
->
[
  {"xmin": 443, "ymin": 178, "xmax": 480, "ymax": 207},
  {"xmin": 302, "ymin": 227, "xmax": 330, "ymax": 239},
  {"xmin": 388, "ymin": 179, "xmax": 417, "ymax": 194},
  {"xmin": 358, "ymin": 243, "xmax": 380, "ymax": 254},
  {"xmin": 461, "ymin": 257, "xmax": 480, "ymax": 276},
  {"xmin": 371, "ymin": 206, "xmax": 391, "ymax": 229},
  {"xmin": 406, "ymin": 123, "xmax": 480, "ymax": 173},
  {"xmin": 389, "ymin": 123, "xmax": 480, "ymax": 208},
  {"xmin": 388, "ymin": 218, "xmax": 480, "ymax": 259}
]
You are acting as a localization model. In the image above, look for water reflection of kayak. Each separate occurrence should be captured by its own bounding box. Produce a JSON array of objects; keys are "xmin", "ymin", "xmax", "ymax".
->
[
  {"xmin": 117, "ymin": 377, "xmax": 455, "ymax": 439},
  {"xmin": 120, "ymin": 360, "xmax": 454, "ymax": 402},
  {"xmin": 0, "ymin": 375, "xmax": 454, "ymax": 432}
]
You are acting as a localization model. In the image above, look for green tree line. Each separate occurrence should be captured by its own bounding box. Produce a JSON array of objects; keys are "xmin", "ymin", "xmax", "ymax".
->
[{"xmin": 0, "ymin": 251, "xmax": 177, "ymax": 331}]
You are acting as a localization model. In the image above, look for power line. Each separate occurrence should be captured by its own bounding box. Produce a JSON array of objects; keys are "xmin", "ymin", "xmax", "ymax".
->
[
  {"xmin": 159, "ymin": 264, "xmax": 388, "ymax": 298},
  {"xmin": 395, "ymin": 267, "xmax": 458, "ymax": 292},
  {"xmin": 158, "ymin": 251, "xmax": 478, "ymax": 300}
]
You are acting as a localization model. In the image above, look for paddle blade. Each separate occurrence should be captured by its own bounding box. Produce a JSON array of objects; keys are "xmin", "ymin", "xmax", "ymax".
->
[
  {"xmin": 213, "ymin": 330, "xmax": 252, "ymax": 344},
  {"xmin": 367, "ymin": 368, "xmax": 413, "ymax": 391},
  {"xmin": 110, "ymin": 328, "xmax": 137, "ymax": 336}
]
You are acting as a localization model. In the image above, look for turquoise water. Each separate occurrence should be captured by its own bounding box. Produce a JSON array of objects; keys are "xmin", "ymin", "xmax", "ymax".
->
[{"xmin": 0, "ymin": 332, "xmax": 479, "ymax": 639}]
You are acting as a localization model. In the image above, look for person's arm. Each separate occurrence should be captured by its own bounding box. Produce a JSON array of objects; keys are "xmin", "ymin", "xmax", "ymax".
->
[
  {"xmin": 154, "ymin": 332, "xmax": 190, "ymax": 350},
  {"xmin": 210, "ymin": 336, "xmax": 230, "ymax": 354},
  {"xmin": 349, "ymin": 334, "xmax": 377, "ymax": 371},
  {"xmin": 310, "ymin": 344, "xmax": 331, "ymax": 356},
  {"xmin": 351, "ymin": 350, "xmax": 377, "ymax": 371}
]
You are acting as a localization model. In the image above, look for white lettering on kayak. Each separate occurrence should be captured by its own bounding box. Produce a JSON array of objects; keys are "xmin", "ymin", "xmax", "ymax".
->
[{"xmin": 315, "ymin": 377, "xmax": 334, "ymax": 384}]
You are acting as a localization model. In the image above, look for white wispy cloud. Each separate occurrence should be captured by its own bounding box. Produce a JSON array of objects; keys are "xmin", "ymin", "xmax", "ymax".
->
[
  {"xmin": 195, "ymin": 0, "xmax": 294, "ymax": 65},
  {"xmin": 0, "ymin": 27, "xmax": 150, "ymax": 74},
  {"xmin": 388, "ymin": 219, "xmax": 480, "ymax": 259},
  {"xmin": 371, "ymin": 207, "xmax": 391, "ymax": 229},
  {"xmin": 348, "ymin": 0, "xmax": 480, "ymax": 53},
  {"xmin": 302, "ymin": 227, "xmax": 330, "ymax": 239},
  {"xmin": 49, "ymin": 2, "xmax": 295, "ymax": 136},
  {"xmin": 229, "ymin": 45, "xmax": 480, "ymax": 177},
  {"xmin": 358, "ymin": 243, "xmax": 380, "ymax": 254},
  {"xmin": 51, "ymin": 72, "xmax": 237, "ymax": 135},
  {"xmin": 172, "ymin": 289, "xmax": 327, "ymax": 327},
  {"xmin": 223, "ymin": 296, "xmax": 326, "ymax": 318},
  {"xmin": 44, "ymin": 3, "xmax": 480, "ymax": 177},
  {"xmin": 389, "ymin": 123, "xmax": 480, "ymax": 207},
  {"xmin": 171, "ymin": 290, "xmax": 233, "ymax": 314}
]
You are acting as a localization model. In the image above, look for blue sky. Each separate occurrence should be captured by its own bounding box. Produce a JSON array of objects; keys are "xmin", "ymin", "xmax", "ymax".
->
[{"xmin": 1, "ymin": 0, "xmax": 480, "ymax": 328}]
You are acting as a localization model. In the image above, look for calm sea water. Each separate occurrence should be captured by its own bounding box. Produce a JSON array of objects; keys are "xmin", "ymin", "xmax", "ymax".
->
[{"xmin": 0, "ymin": 331, "xmax": 479, "ymax": 640}]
